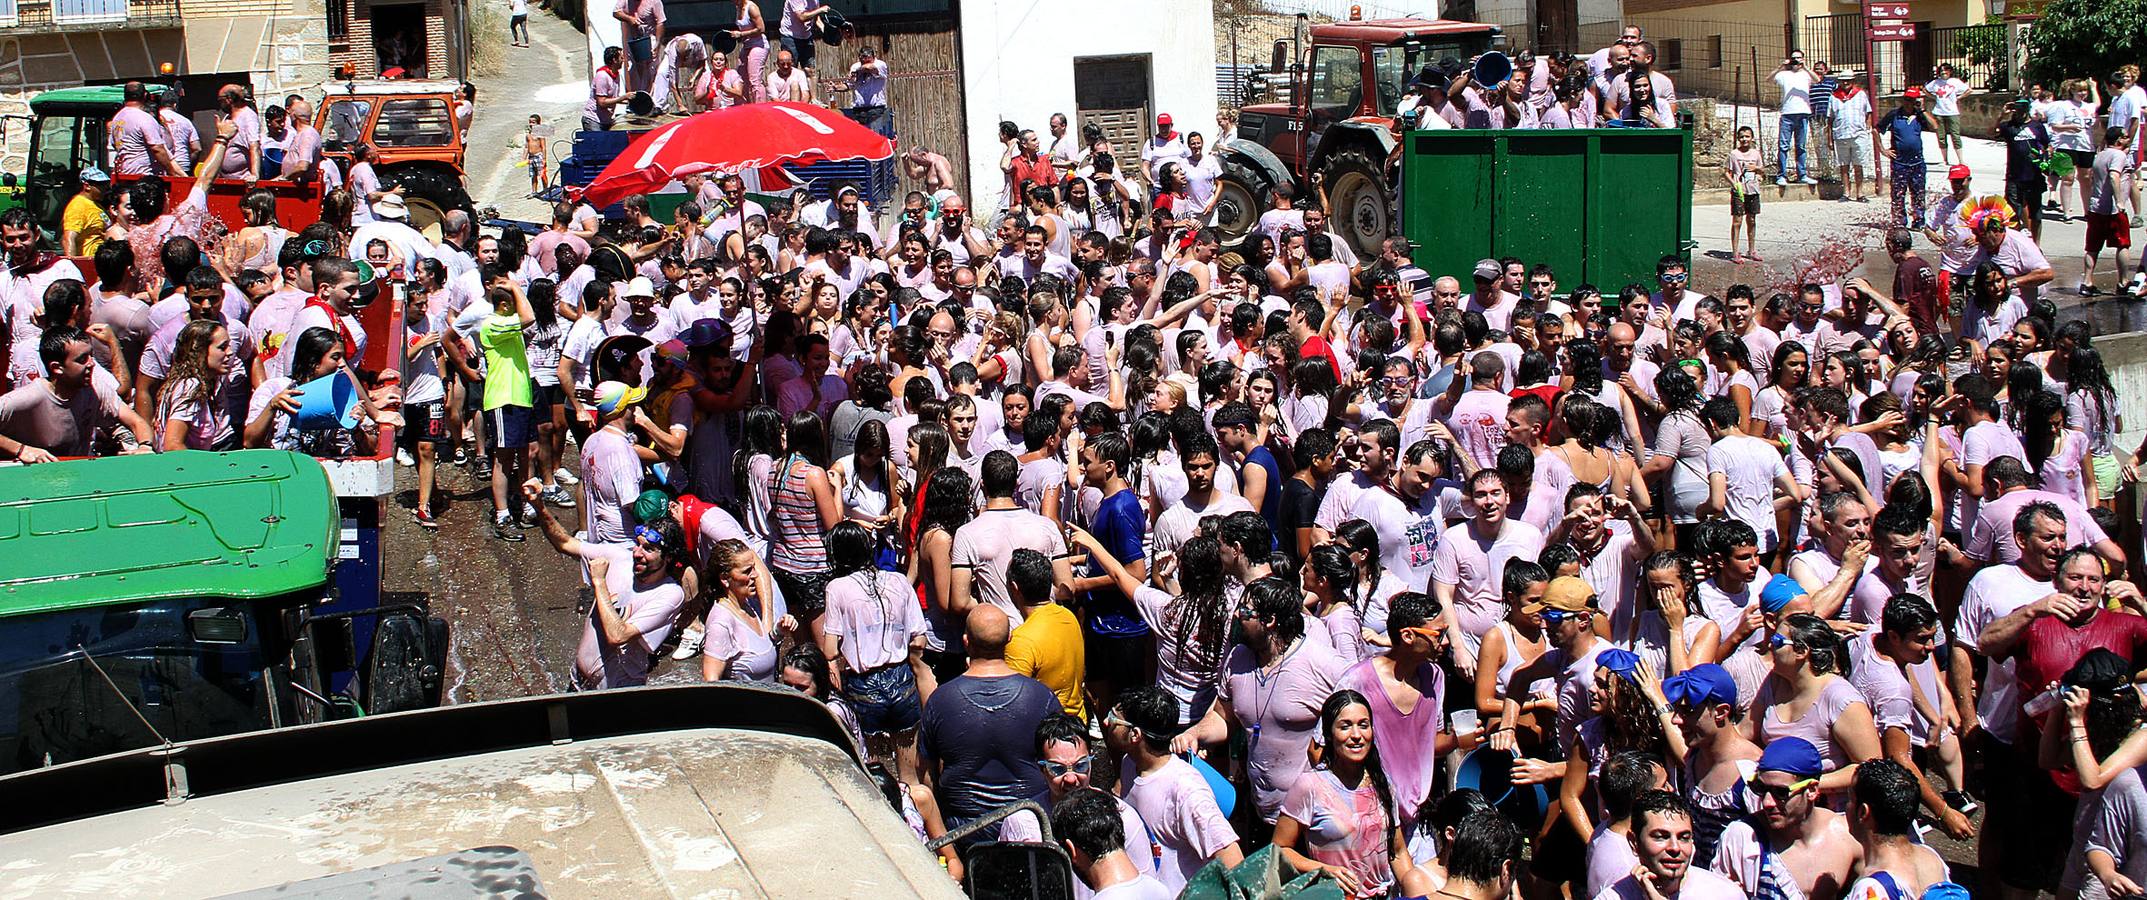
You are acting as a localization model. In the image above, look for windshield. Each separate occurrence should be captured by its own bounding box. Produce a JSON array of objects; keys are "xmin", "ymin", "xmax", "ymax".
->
[
  {"xmin": 0, "ymin": 599, "xmax": 286, "ymax": 776},
  {"xmin": 374, "ymin": 98, "xmax": 455, "ymax": 148},
  {"xmin": 1371, "ymin": 46, "xmax": 1408, "ymax": 117},
  {"xmin": 322, "ymin": 99, "xmax": 372, "ymax": 150},
  {"xmin": 29, "ymin": 114, "xmax": 84, "ymax": 229}
]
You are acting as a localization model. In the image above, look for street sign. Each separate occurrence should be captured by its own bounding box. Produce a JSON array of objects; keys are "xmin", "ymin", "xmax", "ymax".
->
[
  {"xmin": 1868, "ymin": 22, "xmax": 1917, "ymax": 40},
  {"xmin": 1865, "ymin": 2, "xmax": 1911, "ymax": 18}
]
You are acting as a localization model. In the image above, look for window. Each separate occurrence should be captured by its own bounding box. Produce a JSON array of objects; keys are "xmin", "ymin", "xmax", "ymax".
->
[
  {"xmin": 373, "ymin": 98, "xmax": 455, "ymax": 147},
  {"xmin": 1662, "ymin": 39, "xmax": 1683, "ymax": 72},
  {"xmin": 327, "ymin": 0, "xmax": 349, "ymax": 41},
  {"xmin": 0, "ymin": 0, "xmax": 18, "ymax": 27},
  {"xmin": 1369, "ymin": 45, "xmax": 1408, "ymax": 117},
  {"xmin": 321, "ymin": 99, "xmax": 373, "ymax": 149},
  {"xmin": 52, "ymin": 0, "xmax": 126, "ymax": 24},
  {"xmin": 1708, "ymin": 35, "xmax": 1723, "ymax": 69},
  {"xmin": 1308, "ymin": 45, "xmax": 1364, "ymax": 120}
]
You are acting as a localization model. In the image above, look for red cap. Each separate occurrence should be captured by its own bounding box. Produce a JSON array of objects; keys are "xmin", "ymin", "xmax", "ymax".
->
[
  {"xmin": 1904, "ymin": 86, "xmax": 1924, "ymax": 99},
  {"xmin": 1157, "ymin": 113, "xmax": 1173, "ymax": 126},
  {"xmin": 1948, "ymin": 164, "xmax": 1972, "ymax": 180}
]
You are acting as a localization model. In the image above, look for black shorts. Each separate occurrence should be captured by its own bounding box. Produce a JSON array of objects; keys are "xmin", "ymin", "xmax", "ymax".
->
[
  {"xmin": 772, "ymin": 566, "xmax": 832, "ymax": 617},
  {"xmin": 484, "ymin": 405, "xmax": 532, "ymax": 451},
  {"xmin": 530, "ymin": 383, "xmax": 564, "ymax": 421},
  {"xmin": 1978, "ymin": 732, "xmax": 2075, "ymax": 891},
  {"xmin": 406, "ymin": 401, "xmax": 447, "ymax": 443},
  {"xmin": 460, "ymin": 375, "xmax": 485, "ymax": 412},
  {"xmin": 2065, "ymin": 148, "xmax": 2097, "ymax": 169},
  {"xmin": 1731, "ymin": 191, "xmax": 1760, "ymax": 217}
]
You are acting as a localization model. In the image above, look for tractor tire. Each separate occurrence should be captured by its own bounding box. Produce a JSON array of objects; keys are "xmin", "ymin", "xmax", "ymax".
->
[
  {"xmin": 1321, "ymin": 146, "xmax": 1391, "ymax": 261},
  {"xmin": 384, "ymin": 166, "xmax": 473, "ymax": 234},
  {"xmin": 1214, "ymin": 156, "xmax": 1274, "ymax": 251}
]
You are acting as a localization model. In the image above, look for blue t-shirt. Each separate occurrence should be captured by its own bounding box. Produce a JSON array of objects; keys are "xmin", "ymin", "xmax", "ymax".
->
[
  {"xmin": 1245, "ymin": 445, "xmax": 1285, "ymax": 548},
  {"xmin": 1084, "ymin": 488, "xmax": 1150, "ymax": 638},
  {"xmin": 1879, "ymin": 109, "xmax": 1927, "ymax": 164}
]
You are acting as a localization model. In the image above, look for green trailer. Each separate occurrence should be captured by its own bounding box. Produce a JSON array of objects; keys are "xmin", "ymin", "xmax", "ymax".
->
[{"xmin": 1400, "ymin": 127, "xmax": 1693, "ymax": 293}]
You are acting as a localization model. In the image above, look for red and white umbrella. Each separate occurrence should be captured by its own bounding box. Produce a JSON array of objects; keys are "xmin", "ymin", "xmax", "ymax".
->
[{"xmin": 577, "ymin": 102, "xmax": 895, "ymax": 208}]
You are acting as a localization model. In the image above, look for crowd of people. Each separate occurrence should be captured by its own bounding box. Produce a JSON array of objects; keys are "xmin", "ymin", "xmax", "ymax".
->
[{"xmin": 8, "ymin": 28, "xmax": 2147, "ymax": 900}]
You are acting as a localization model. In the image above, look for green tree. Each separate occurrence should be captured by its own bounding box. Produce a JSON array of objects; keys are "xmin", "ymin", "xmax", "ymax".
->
[{"xmin": 2022, "ymin": 0, "xmax": 2147, "ymax": 86}]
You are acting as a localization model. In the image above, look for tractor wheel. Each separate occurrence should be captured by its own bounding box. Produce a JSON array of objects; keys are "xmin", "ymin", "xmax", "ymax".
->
[
  {"xmin": 1321, "ymin": 146, "xmax": 1390, "ymax": 260},
  {"xmin": 1214, "ymin": 156, "xmax": 1274, "ymax": 250}
]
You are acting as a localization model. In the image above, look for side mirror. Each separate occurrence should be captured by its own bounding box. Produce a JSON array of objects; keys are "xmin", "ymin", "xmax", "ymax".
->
[
  {"xmin": 1272, "ymin": 40, "xmax": 1289, "ymax": 74},
  {"xmin": 1, "ymin": 173, "xmax": 16, "ymax": 189}
]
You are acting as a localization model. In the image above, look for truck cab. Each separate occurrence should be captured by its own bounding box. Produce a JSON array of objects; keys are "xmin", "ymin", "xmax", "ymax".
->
[
  {"xmin": 312, "ymin": 77, "xmax": 475, "ymax": 230},
  {"xmin": 14, "ymin": 85, "xmax": 159, "ymax": 238},
  {"xmin": 1218, "ymin": 16, "xmax": 1500, "ymax": 257},
  {"xmin": 0, "ymin": 450, "xmax": 445, "ymax": 777}
]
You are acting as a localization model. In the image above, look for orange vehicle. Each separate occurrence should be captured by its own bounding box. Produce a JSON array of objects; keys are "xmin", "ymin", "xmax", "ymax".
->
[{"xmin": 312, "ymin": 78, "xmax": 474, "ymax": 230}]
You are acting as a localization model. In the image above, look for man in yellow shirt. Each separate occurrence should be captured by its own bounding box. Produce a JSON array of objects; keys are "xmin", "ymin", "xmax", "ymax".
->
[
  {"xmin": 1004, "ymin": 547, "xmax": 1087, "ymax": 722},
  {"xmin": 61, "ymin": 167, "xmax": 111, "ymax": 258}
]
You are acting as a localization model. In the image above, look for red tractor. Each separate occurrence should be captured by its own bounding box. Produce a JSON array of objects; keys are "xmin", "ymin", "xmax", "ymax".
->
[{"xmin": 1217, "ymin": 14, "xmax": 1502, "ymax": 258}]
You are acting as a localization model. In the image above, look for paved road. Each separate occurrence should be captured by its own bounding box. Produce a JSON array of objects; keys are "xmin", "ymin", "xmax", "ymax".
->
[{"xmin": 464, "ymin": 5, "xmax": 587, "ymax": 225}]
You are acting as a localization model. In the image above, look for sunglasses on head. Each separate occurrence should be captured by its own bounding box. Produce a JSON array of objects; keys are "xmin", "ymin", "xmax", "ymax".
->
[
  {"xmin": 1040, "ymin": 755, "xmax": 1094, "ymax": 777},
  {"xmin": 634, "ymin": 525, "xmax": 664, "ymax": 547},
  {"xmin": 1748, "ymin": 776, "xmax": 1818, "ymax": 802}
]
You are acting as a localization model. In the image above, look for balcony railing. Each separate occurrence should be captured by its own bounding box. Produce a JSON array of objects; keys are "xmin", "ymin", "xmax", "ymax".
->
[{"xmin": 0, "ymin": 0, "xmax": 181, "ymax": 31}]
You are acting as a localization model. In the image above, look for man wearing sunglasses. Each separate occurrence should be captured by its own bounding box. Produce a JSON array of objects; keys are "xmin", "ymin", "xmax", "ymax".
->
[
  {"xmin": 1651, "ymin": 255, "xmax": 1705, "ymax": 322},
  {"xmin": 1709, "ymin": 736, "xmax": 1862, "ymax": 900},
  {"xmin": 998, "ymin": 713, "xmax": 1160, "ymax": 892},
  {"xmin": 1106, "ymin": 685, "xmax": 1242, "ymax": 893},
  {"xmin": 1337, "ymin": 590, "xmax": 1453, "ymax": 836}
]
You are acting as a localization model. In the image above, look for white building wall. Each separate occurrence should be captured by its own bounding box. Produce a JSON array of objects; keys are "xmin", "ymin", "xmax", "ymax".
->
[{"xmin": 958, "ymin": 0, "xmax": 1217, "ymax": 212}]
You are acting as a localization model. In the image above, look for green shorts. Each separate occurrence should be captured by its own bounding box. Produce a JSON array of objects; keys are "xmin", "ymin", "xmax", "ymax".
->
[{"xmin": 2093, "ymin": 451, "xmax": 2119, "ymax": 499}]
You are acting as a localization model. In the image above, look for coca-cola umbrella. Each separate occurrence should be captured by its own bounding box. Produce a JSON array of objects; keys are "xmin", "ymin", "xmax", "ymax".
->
[{"xmin": 577, "ymin": 102, "xmax": 896, "ymax": 209}]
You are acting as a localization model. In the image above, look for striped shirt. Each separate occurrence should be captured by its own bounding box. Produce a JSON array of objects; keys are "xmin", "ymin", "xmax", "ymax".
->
[{"xmin": 769, "ymin": 455, "xmax": 831, "ymax": 573}]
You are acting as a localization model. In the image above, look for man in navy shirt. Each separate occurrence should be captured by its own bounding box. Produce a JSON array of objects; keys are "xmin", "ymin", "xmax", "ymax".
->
[
  {"xmin": 1068, "ymin": 429, "xmax": 1150, "ymax": 721},
  {"xmin": 1878, "ymin": 87, "xmax": 1940, "ymax": 229}
]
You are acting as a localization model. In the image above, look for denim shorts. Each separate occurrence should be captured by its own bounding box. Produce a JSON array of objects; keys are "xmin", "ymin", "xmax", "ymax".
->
[{"xmin": 841, "ymin": 662, "xmax": 920, "ymax": 735}]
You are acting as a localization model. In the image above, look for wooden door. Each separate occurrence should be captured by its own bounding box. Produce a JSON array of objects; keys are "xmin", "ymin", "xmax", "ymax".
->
[{"xmin": 1074, "ymin": 55, "xmax": 1153, "ymax": 187}]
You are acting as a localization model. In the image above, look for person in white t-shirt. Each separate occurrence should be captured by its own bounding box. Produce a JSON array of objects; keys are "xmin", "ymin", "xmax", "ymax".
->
[
  {"xmin": 1831, "ymin": 80, "xmax": 1875, "ymax": 202},
  {"xmin": 1912, "ymin": 64, "xmax": 1965, "ymax": 170},
  {"xmin": 1703, "ymin": 396, "xmax": 1801, "ymax": 556},
  {"xmin": 1052, "ymin": 786, "xmax": 1175, "ymax": 900},
  {"xmin": 1772, "ymin": 52, "xmax": 1817, "ymax": 185}
]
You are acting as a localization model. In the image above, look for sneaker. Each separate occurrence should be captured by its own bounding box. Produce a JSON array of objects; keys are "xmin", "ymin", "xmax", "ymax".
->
[
  {"xmin": 518, "ymin": 503, "xmax": 540, "ymax": 528},
  {"xmin": 413, "ymin": 507, "xmax": 440, "ymax": 529},
  {"xmin": 542, "ymin": 484, "xmax": 577, "ymax": 508},
  {"xmin": 554, "ymin": 467, "xmax": 580, "ymax": 486},
  {"xmin": 1774, "ymin": 176, "xmax": 1788, "ymax": 187},
  {"xmin": 493, "ymin": 513, "xmax": 525, "ymax": 542},
  {"xmin": 2079, "ymin": 282, "xmax": 2100, "ymax": 297},
  {"xmin": 396, "ymin": 448, "xmax": 415, "ymax": 467},
  {"xmin": 473, "ymin": 456, "xmax": 493, "ymax": 480},
  {"xmin": 1799, "ymin": 175, "xmax": 1817, "ymax": 185},
  {"xmin": 670, "ymin": 626, "xmax": 706, "ymax": 660},
  {"xmin": 452, "ymin": 446, "xmax": 471, "ymax": 467},
  {"xmin": 1941, "ymin": 790, "xmax": 1977, "ymax": 815}
]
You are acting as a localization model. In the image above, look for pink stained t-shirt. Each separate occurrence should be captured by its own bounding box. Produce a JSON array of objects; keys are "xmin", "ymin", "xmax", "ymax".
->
[
  {"xmin": 1431, "ymin": 518, "xmax": 1547, "ymax": 645},
  {"xmin": 572, "ymin": 542, "xmax": 687, "ymax": 689},
  {"xmin": 1750, "ymin": 674, "xmax": 1870, "ymax": 770},
  {"xmin": 111, "ymin": 105, "xmax": 169, "ymax": 175},
  {"xmin": 1279, "ymin": 768, "xmax": 1395, "ymax": 894},
  {"xmin": 1119, "ymin": 756, "xmax": 1240, "ymax": 894},
  {"xmin": 948, "ymin": 507, "xmax": 1069, "ymax": 625},
  {"xmin": 1338, "ymin": 658, "xmax": 1445, "ymax": 831},
  {"xmin": 821, "ymin": 568, "xmax": 927, "ymax": 672},
  {"xmin": 1222, "ymin": 636, "xmax": 1346, "ymax": 822},
  {"xmin": 1445, "ymin": 388, "xmax": 1512, "ymax": 470}
]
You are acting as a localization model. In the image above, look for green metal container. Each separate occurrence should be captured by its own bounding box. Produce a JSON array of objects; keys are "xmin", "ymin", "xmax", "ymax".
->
[{"xmin": 1400, "ymin": 127, "xmax": 1693, "ymax": 294}]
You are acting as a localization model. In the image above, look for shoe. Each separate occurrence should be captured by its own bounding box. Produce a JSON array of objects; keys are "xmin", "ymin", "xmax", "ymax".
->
[
  {"xmin": 2045, "ymin": 200, "xmax": 2061, "ymax": 211},
  {"xmin": 474, "ymin": 456, "xmax": 493, "ymax": 480},
  {"xmin": 452, "ymin": 446, "xmax": 470, "ymax": 467},
  {"xmin": 396, "ymin": 448, "xmax": 415, "ymax": 467},
  {"xmin": 413, "ymin": 507, "xmax": 440, "ymax": 529},
  {"xmin": 2079, "ymin": 282, "xmax": 2101, "ymax": 297},
  {"xmin": 1774, "ymin": 176, "xmax": 1788, "ymax": 187},
  {"xmin": 1747, "ymin": 251, "xmax": 1764, "ymax": 261},
  {"xmin": 493, "ymin": 513, "xmax": 525, "ymax": 542},
  {"xmin": 1941, "ymin": 790, "xmax": 1977, "ymax": 815},
  {"xmin": 1731, "ymin": 254, "xmax": 1749, "ymax": 264},
  {"xmin": 1856, "ymin": 196, "xmax": 1870, "ymax": 203},
  {"xmin": 542, "ymin": 484, "xmax": 577, "ymax": 508},
  {"xmin": 1799, "ymin": 176, "xmax": 1817, "ymax": 185},
  {"xmin": 518, "ymin": 503, "xmax": 540, "ymax": 528},
  {"xmin": 671, "ymin": 627, "xmax": 706, "ymax": 660},
  {"xmin": 554, "ymin": 467, "xmax": 579, "ymax": 486}
]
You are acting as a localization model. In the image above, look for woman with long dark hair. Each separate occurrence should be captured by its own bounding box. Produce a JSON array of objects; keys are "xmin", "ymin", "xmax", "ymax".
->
[
  {"xmin": 2018, "ymin": 388, "xmax": 2095, "ymax": 507},
  {"xmin": 155, "ymin": 319, "xmax": 242, "ymax": 451},
  {"xmin": 1075, "ymin": 529, "xmax": 1232, "ymax": 727},
  {"xmin": 734, "ymin": 404, "xmax": 786, "ymax": 544},
  {"xmin": 819, "ymin": 520, "xmax": 928, "ymax": 784},
  {"xmin": 1272, "ymin": 689, "xmax": 1411, "ymax": 897},
  {"xmin": 1753, "ymin": 339, "xmax": 1811, "ymax": 439},
  {"xmin": 768, "ymin": 410, "xmax": 841, "ymax": 632},
  {"xmin": 1643, "ymin": 368, "xmax": 1711, "ymax": 544},
  {"xmin": 243, "ymin": 325, "xmax": 378, "ymax": 456},
  {"xmin": 2068, "ymin": 346, "xmax": 2122, "ymax": 508},
  {"xmin": 1629, "ymin": 551, "xmax": 1717, "ymax": 674},
  {"xmin": 1305, "ymin": 543, "xmax": 1372, "ymax": 664},
  {"xmin": 831, "ymin": 417, "xmax": 903, "ymax": 540},
  {"xmin": 1333, "ymin": 518, "xmax": 1405, "ymax": 646},
  {"xmin": 908, "ymin": 466, "xmax": 973, "ymax": 692},
  {"xmin": 1748, "ymin": 612, "xmax": 1882, "ymax": 787}
]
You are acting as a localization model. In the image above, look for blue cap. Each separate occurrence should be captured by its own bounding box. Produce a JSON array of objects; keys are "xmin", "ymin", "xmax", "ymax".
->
[
  {"xmin": 79, "ymin": 166, "xmax": 111, "ymax": 183},
  {"xmin": 1664, "ymin": 663, "xmax": 1738, "ymax": 709},
  {"xmin": 1759, "ymin": 573, "xmax": 1807, "ymax": 614},
  {"xmin": 1757, "ymin": 736, "xmax": 1825, "ymax": 777}
]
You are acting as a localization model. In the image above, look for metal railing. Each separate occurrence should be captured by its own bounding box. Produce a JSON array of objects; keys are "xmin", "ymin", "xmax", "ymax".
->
[
  {"xmin": 1928, "ymin": 23, "xmax": 2009, "ymax": 91},
  {"xmin": 0, "ymin": 0, "xmax": 178, "ymax": 29},
  {"xmin": 1799, "ymin": 15, "xmax": 2011, "ymax": 96}
]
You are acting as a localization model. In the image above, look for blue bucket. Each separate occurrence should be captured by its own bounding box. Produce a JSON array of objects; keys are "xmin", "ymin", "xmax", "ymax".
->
[
  {"xmin": 1182, "ymin": 752, "xmax": 1237, "ymax": 821},
  {"xmin": 293, "ymin": 372, "xmax": 360, "ymax": 430},
  {"xmin": 1455, "ymin": 747, "xmax": 1551, "ymax": 825}
]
